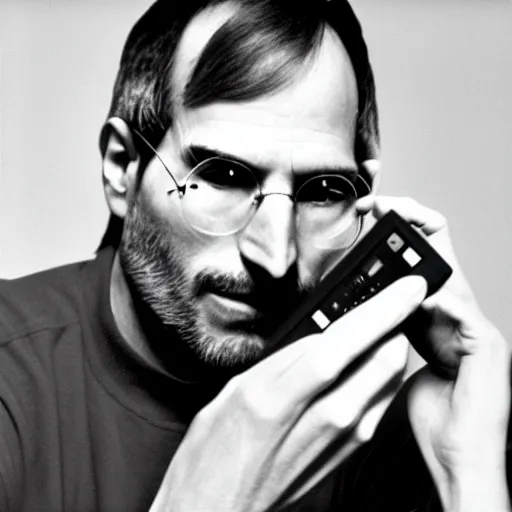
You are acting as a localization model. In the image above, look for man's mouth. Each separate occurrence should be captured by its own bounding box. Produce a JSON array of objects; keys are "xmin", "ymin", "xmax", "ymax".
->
[
  {"xmin": 195, "ymin": 271, "xmax": 310, "ymax": 334},
  {"xmin": 202, "ymin": 291, "xmax": 266, "ymax": 325}
]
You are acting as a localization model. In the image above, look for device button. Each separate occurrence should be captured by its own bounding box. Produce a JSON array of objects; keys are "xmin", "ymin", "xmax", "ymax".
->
[
  {"xmin": 387, "ymin": 233, "xmax": 404, "ymax": 252},
  {"xmin": 311, "ymin": 310, "xmax": 330, "ymax": 330},
  {"xmin": 402, "ymin": 247, "xmax": 422, "ymax": 267}
]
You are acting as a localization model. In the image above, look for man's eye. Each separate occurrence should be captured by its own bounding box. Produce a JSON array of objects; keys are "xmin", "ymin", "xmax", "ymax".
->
[
  {"xmin": 195, "ymin": 160, "xmax": 255, "ymax": 191},
  {"xmin": 298, "ymin": 177, "xmax": 352, "ymax": 205}
]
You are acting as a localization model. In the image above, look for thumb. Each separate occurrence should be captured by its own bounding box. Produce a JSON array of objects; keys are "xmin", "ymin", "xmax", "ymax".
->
[{"xmin": 450, "ymin": 324, "xmax": 511, "ymax": 431}]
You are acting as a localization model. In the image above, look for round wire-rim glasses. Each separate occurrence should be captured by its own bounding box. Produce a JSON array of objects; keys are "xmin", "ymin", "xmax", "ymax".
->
[{"xmin": 133, "ymin": 130, "xmax": 371, "ymax": 250}]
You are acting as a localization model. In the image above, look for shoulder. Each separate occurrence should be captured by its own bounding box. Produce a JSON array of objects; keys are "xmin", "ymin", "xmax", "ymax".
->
[{"xmin": 0, "ymin": 259, "xmax": 91, "ymax": 345}]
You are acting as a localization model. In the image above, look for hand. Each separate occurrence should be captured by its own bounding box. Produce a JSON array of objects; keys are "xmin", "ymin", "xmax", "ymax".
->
[
  {"xmin": 356, "ymin": 162, "xmax": 511, "ymax": 511},
  {"xmin": 356, "ymin": 160, "xmax": 481, "ymax": 377},
  {"xmin": 150, "ymin": 276, "xmax": 427, "ymax": 512},
  {"xmin": 408, "ymin": 323, "xmax": 511, "ymax": 512}
]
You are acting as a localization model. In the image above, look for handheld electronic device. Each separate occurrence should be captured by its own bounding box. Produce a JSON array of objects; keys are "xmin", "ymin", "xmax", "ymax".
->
[{"xmin": 270, "ymin": 210, "xmax": 453, "ymax": 350}]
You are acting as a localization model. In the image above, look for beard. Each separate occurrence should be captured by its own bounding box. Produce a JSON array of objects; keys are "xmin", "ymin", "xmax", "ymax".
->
[{"xmin": 118, "ymin": 198, "xmax": 310, "ymax": 372}]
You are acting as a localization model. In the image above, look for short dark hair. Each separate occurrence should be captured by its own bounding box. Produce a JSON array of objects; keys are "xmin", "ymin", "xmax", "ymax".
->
[{"xmin": 99, "ymin": 0, "xmax": 379, "ymax": 249}]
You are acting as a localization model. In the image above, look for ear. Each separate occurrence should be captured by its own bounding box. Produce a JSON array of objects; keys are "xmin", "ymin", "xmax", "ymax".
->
[{"xmin": 100, "ymin": 117, "xmax": 140, "ymax": 220}]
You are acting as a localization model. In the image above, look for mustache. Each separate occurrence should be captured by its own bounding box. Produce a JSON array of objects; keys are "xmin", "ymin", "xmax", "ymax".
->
[{"xmin": 194, "ymin": 270, "xmax": 313, "ymax": 310}]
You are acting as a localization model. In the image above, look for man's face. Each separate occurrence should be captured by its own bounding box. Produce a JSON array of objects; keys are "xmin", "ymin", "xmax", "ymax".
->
[{"xmin": 119, "ymin": 9, "xmax": 359, "ymax": 369}]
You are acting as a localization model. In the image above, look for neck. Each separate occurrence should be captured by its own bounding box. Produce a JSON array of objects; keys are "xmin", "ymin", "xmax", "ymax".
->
[
  {"xmin": 110, "ymin": 252, "xmax": 167, "ymax": 374},
  {"xmin": 109, "ymin": 251, "xmax": 234, "ymax": 389}
]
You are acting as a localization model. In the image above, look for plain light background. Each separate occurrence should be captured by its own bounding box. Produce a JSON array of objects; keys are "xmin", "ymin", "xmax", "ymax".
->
[{"xmin": 0, "ymin": 0, "xmax": 510, "ymax": 341}]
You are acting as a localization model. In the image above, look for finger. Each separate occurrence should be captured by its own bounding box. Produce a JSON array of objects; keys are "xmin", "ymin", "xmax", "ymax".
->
[
  {"xmin": 422, "ymin": 287, "xmax": 481, "ymax": 336},
  {"xmin": 283, "ymin": 393, "xmax": 397, "ymax": 506},
  {"xmin": 275, "ymin": 336, "xmax": 405, "ymax": 505},
  {"xmin": 314, "ymin": 275, "xmax": 425, "ymax": 381},
  {"xmin": 355, "ymin": 194, "xmax": 375, "ymax": 214},
  {"xmin": 278, "ymin": 432, "xmax": 361, "ymax": 507},
  {"xmin": 451, "ymin": 324, "xmax": 511, "ymax": 423},
  {"xmin": 251, "ymin": 275, "xmax": 426, "ymax": 416},
  {"xmin": 307, "ymin": 333, "xmax": 408, "ymax": 433},
  {"xmin": 369, "ymin": 196, "xmax": 480, "ymax": 309},
  {"xmin": 407, "ymin": 287, "xmax": 484, "ymax": 375},
  {"xmin": 371, "ymin": 196, "xmax": 447, "ymax": 236},
  {"xmin": 355, "ymin": 394, "xmax": 395, "ymax": 442},
  {"xmin": 407, "ymin": 367, "xmax": 448, "ymax": 444},
  {"xmin": 368, "ymin": 196, "xmax": 474, "ymax": 297}
]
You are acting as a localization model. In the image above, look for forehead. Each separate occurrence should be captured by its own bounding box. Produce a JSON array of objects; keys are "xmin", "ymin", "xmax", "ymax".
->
[{"xmin": 171, "ymin": 4, "xmax": 359, "ymax": 169}]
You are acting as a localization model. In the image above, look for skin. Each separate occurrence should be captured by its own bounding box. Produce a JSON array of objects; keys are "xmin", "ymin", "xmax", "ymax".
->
[
  {"xmin": 102, "ymin": 4, "xmax": 511, "ymax": 511},
  {"xmin": 108, "ymin": 16, "xmax": 361, "ymax": 375}
]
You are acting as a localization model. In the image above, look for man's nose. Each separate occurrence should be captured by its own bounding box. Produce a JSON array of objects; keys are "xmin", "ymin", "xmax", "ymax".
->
[{"xmin": 238, "ymin": 194, "xmax": 297, "ymax": 279}]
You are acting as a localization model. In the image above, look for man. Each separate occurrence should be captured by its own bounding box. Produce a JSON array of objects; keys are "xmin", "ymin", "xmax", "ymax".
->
[{"xmin": 0, "ymin": 1, "xmax": 509, "ymax": 511}]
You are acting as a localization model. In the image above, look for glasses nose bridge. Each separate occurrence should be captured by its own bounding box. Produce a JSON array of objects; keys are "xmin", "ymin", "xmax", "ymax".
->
[
  {"xmin": 250, "ymin": 188, "xmax": 297, "ymax": 233},
  {"xmin": 255, "ymin": 190, "xmax": 295, "ymax": 206},
  {"xmin": 250, "ymin": 190, "xmax": 297, "ymax": 232}
]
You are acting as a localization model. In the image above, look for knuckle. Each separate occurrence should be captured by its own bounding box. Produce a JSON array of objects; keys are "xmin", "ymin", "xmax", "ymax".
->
[
  {"xmin": 354, "ymin": 399, "xmax": 391, "ymax": 444},
  {"xmin": 235, "ymin": 381, "xmax": 262, "ymax": 407},
  {"xmin": 373, "ymin": 336, "xmax": 408, "ymax": 373},
  {"xmin": 307, "ymin": 355, "xmax": 332, "ymax": 384},
  {"xmin": 431, "ymin": 211, "xmax": 448, "ymax": 233},
  {"xmin": 353, "ymin": 411, "xmax": 380, "ymax": 444},
  {"xmin": 319, "ymin": 399, "xmax": 361, "ymax": 432},
  {"xmin": 303, "ymin": 347, "xmax": 338, "ymax": 386},
  {"xmin": 353, "ymin": 424, "xmax": 371, "ymax": 445},
  {"xmin": 436, "ymin": 212, "xmax": 448, "ymax": 227}
]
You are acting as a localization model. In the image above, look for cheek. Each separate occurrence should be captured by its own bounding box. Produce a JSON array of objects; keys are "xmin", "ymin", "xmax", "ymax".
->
[
  {"xmin": 138, "ymin": 162, "xmax": 200, "ymax": 241},
  {"xmin": 138, "ymin": 160, "xmax": 180, "ymax": 218},
  {"xmin": 140, "ymin": 192, "xmax": 243, "ymax": 275},
  {"xmin": 134, "ymin": 144, "xmax": 244, "ymax": 276},
  {"xmin": 297, "ymin": 245, "xmax": 339, "ymax": 287}
]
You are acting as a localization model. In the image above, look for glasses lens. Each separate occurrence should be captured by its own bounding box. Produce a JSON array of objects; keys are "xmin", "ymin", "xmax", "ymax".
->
[
  {"xmin": 296, "ymin": 174, "xmax": 360, "ymax": 249},
  {"xmin": 181, "ymin": 158, "xmax": 259, "ymax": 235}
]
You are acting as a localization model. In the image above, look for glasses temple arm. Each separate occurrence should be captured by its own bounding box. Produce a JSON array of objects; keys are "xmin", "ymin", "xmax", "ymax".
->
[{"xmin": 132, "ymin": 129, "xmax": 181, "ymax": 191}]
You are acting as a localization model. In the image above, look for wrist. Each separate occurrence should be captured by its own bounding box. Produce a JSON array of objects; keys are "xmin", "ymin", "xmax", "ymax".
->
[{"xmin": 446, "ymin": 465, "xmax": 511, "ymax": 512}]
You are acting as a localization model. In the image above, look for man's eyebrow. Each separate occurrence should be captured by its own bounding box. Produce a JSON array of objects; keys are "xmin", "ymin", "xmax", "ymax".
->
[
  {"xmin": 183, "ymin": 144, "xmax": 359, "ymax": 179},
  {"xmin": 183, "ymin": 144, "xmax": 256, "ymax": 170}
]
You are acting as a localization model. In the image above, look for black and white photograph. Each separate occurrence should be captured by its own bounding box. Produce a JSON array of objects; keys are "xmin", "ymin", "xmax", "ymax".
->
[{"xmin": 0, "ymin": 1, "xmax": 510, "ymax": 510}]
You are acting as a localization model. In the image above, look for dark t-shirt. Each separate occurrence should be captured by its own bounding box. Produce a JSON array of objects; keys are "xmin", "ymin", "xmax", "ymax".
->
[{"xmin": 0, "ymin": 249, "xmax": 441, "ymax": 511}]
